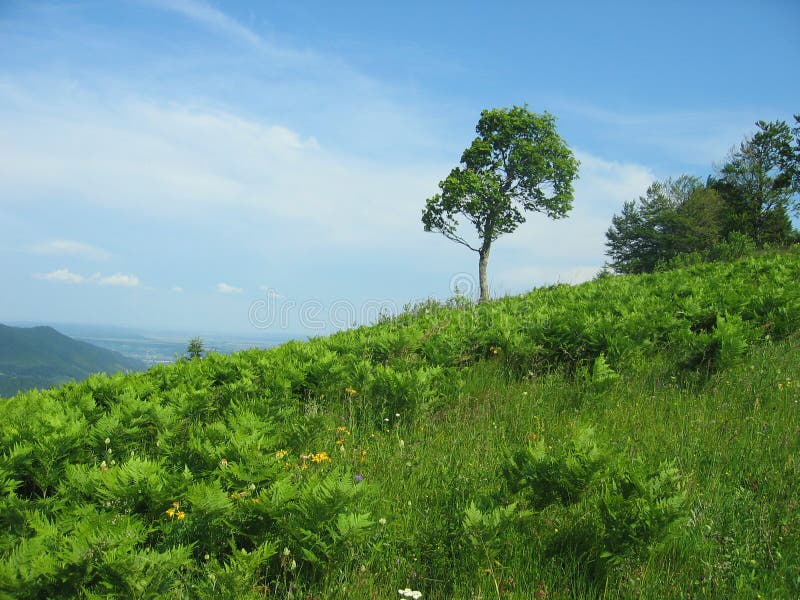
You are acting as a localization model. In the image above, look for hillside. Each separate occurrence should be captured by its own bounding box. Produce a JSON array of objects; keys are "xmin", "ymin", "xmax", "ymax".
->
[
  {"xmin": 0, "ymin": 324, "xmax": 146, "ymax": 397},
  {"xmin": 1, "ymin": 251, "xmax": 799, "ymax": 598}
]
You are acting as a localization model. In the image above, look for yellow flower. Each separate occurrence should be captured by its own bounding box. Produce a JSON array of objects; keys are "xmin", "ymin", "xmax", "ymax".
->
[
  {"xmin": 311, "ymin": 451, "xmax": 331, "ymax": 463},
  {"xmin": 275, "ymin": 449, "xmax": 288, "ymax": 459},
  {"xmin": 336, "ymin": 426, "xmax": 350, "ymax": 435},
  {"xmin": 166, "ymin": 508, "xmax": 176, "ymax": 517},
  {"xmin": 176, "ymin": 511, "xmax": 186, "ymax": 520},
  {"xmin": 300, "ymin": 463, "xmax": 309, "ymax": 470},
  {"xmin": 344, "ymin": 387, "xmax": 358, "ymax": 396},
  {"xmin": 220, "ymin": 458, "xmax": 229, "ymax": 468},
  {"xmin": 336, "ymin": 439, "xmax": 344, "ymax": 445}
]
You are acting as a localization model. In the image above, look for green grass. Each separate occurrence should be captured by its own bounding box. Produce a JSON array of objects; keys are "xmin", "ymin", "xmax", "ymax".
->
[
  {"xmin": 309, "ymin": 338, "xmax": 799, "ymax": 598},
  {"xmin": 1, "ymin": 251, "xmax": 799, "ymax": 598}
]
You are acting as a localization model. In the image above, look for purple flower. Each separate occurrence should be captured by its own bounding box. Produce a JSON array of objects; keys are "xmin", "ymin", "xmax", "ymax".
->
[{"xmin": 355, "ymin": 474, "xmax": 363, "ymax": 483}]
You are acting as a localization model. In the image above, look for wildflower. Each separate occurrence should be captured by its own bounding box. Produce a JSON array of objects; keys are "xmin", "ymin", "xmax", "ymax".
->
[
  {"xmin": 378, "ymin": 517, "xmax": 387, "ymax": 525},
  {"xmin": 166, "ymin": 508, "xmax": 176, "ymax": 517},
  {"xmin": 399, "ymin": 439, "xmax": 405, "ymax": 449},
  {"xmin": 104, "ymin": 437, "xmax": 111, "ymax": 445},
  {"xmin": 345, "ymin": 387, "xmax": 358, "ymax": 396},
  {"xmin": 336, "ymin": 426, "xmax": 350, "ymax": 435},
  {"xmin": 336, "ymin": 439, "xmax": 345, "ymax": 445},
  {"xmin": 354, "ymin": 474, "xmax": 363, "ymax": 483},
  {"xmin": 176, "ymin": 511, "xmax": 186, "ymax": 520},
  {"xmin": 220, "ymin": 458, "xmax": 229, "ymax": 468},
  {"xmin": 300, "ymin": 463, "xmax": 309, "ymax": 470},
  {"xmin": 311, "ymin": 451, "xmax": 331, "ymax": 463},
  {"xmin": 100, "ymin": 460, "xmax": 108, "ymax": 471},
  {"xmin": 251, "ymin": 498, "xmax": 261, "ymax": 504},
  {"xmin": 275, "ymin": 449, "xmax": 288, "ymax": 459},
  {"xmin": 398, "ymin": 589, "xmax": 422, "ymax": 599},
  {"xmin": 248, "ymin": 483, "xmax": 256, "ymax": 491},
  {"xmin": 172, "ymin": 501, "xmax": 180, "ymax": 508}
]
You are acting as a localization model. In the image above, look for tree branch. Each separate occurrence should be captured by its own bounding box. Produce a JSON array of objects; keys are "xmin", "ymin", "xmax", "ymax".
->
[{"xmin": 437, "ymin": 228, "xmax": 480, "ymax": 252}]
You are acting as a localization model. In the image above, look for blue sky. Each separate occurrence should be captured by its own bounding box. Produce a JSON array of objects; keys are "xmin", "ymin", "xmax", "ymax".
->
[{"xmin": 1, "ymin": 0, "xmax": 798, "ymax": 335}]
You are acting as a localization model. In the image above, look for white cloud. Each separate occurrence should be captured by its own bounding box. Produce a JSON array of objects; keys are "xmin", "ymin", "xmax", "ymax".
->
[
  {"xmin": 172, "ymin": 286, "xmax": 184, "ymax": 293},
  {"xmin": 35, "ymin": 268, "xmax": 85, "ymax": 283},
  {"xmin": 34, "ymin": 269, "xmax": 141, "ymax": 287},
  {"xmin": 28, "ymin": 239, "xmax": 111, "ymax": 260},
  {"xmin": 217, "ymin": 282, "xmax": 243, "ymax": 294},
  {"xmin": 0, "ymin": 91, "xmax": 443, "ymax": 251},
  {"xmin": 144, "ymin": 0, "xmax": 265, "ymax": 50},
  {"xmin": 99, "ymin": 273, "xmax": 141, "ymax": 287}
]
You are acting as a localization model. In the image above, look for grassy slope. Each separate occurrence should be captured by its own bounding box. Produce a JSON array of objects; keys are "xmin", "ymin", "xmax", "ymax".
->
[
  {"xmin": 0, "ymin": 324, "xmax": 145, "ymax": 397},
  {"xmin": 1, "ymin": 251, "xmax": 799, "ymax": 599}
]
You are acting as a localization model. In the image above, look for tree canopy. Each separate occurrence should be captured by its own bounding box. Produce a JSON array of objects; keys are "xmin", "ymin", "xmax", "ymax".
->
[
  {"xmin": 422, "ymin": 105, "xmax": 579, "ymax": 302},
  {"xmin": 606, "ymin": 116, "xmax": 799, "ymax": 274}
]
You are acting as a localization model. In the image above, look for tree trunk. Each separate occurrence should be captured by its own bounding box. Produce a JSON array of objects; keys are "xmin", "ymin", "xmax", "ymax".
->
[{"xmin": 478, "ymin": 244, "xmax": 491, "ymax": 303}]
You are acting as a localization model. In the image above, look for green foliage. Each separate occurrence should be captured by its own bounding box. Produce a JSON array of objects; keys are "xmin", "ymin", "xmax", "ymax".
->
[
  {"xmin": 713, "ymin": 119, "xmax": 798, "ymax": 246},
  {"xmin": 606, "ymin": 176, "xmax": 726, "ymax": 274},
  {"xmin": 607, "ymin": 118, "xmax": 800, "ymax": 274},
  {"xmin": 186, "ymin": 337, "xmax": 205, "ymax": 360},
  {"xmin": 500, "ymin": 427, "xmax": 687, "ymax": 578},
  {"xmin": 502, "ymin": 426, "xmax": 608, "ymax": 509}
]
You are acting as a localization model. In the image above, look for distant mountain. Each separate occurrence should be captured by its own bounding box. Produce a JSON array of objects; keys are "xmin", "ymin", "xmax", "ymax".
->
[{"xmin": 0, "ymin": 324, "xmax": 146, "ymax": 397}]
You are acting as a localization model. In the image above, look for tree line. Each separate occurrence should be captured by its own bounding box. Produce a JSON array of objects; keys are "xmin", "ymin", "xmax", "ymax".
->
[{"xmin": 605, "ymin": 116, "xmax": 800, "ymax": 274}]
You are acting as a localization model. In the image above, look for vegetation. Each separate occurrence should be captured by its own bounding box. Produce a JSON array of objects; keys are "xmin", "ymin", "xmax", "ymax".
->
[
  {"xmin": 606, "ymin": 116, "xmax": 799, "ymax": 274},
  {"xmin": 2, "ymin": 250, "xmax": 800, "ymax": 598},
  {"xmin": 0, "ymin": 324, "xmax": 145, "ymax": 397},
  {"xmin": 186, "ymin": 337, "xmax": 205, "ymax": 360},
  {"xmin": 422, "ymin": 105, "xmax": 579, "ymax": 302}
]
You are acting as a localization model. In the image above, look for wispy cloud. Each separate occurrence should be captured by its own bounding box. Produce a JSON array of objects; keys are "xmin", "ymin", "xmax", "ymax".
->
[
  {"xmin": 27, "ymin": 239, "xmax": 110, "ymax": 260},
  {"xmin": 35, "ymin": 268, "xmax": 86, "ymax": 283},
  {"xmin": 217, "ymin": 282, "xmax": 243, "ymax": 294},
  {"xmin": 99, "ymin": 273, "xmax": 140, "ymax": 287},
  {"xmin": 142, "ymin": 0, "xmax": 264, "ymax": 49},
  {"xmin": 34, "ymin": 269, "xmax": 141, "ymax": 287}
]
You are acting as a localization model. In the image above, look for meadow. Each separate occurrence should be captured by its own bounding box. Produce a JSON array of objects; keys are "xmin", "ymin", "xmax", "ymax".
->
[{"xmin": 1, "ymin": 249, "xmax": 799, "ymax": 599}]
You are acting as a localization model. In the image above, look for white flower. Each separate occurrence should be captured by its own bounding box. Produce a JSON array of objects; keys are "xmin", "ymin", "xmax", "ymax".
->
[
  {"xmin": 104, "ymin": 437, "xmax": 111, "ymax": 445},
  {"xmin": 378, "ymin": 517, "xmax": 387, "ymax": 525}
]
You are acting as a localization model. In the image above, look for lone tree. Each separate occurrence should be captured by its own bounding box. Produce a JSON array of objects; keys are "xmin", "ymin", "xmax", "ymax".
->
[
  {"xmin": 422, "ymin": 106, "xmax": 579, "ymax": 302},
  {"xmin": 186, "ymin": 337, "xmax": 205, "ymax": 360}
]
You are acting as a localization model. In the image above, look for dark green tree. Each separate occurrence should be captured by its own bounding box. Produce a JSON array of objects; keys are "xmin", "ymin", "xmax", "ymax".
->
[
  {"xmin": 422, "ymin": 106, "xmax": 579, "ymax": 302},
  {"xmin": 186, "ymin": 337, "xmax": 205, "ymax": 360},
  {"xmin": 711, "ymin": 119, "xmax": 797, "ymax": 246},
  {"xmin": 605, "ymin": 176, "xmax": 724, "ymax": 273}
]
